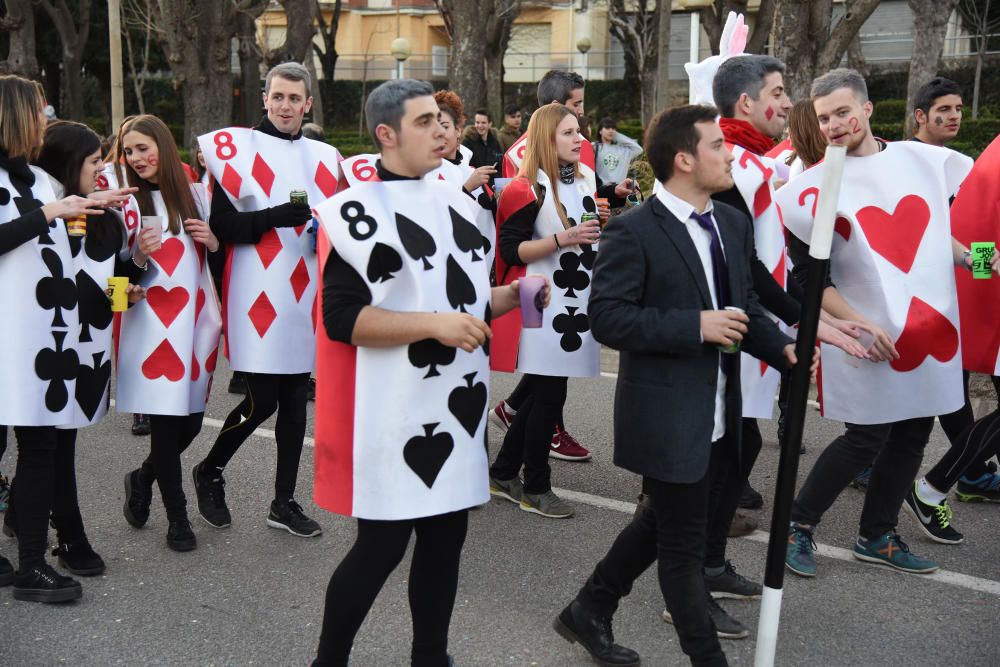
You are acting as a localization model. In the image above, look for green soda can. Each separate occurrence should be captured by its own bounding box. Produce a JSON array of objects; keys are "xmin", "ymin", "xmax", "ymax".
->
[
  {"xmin": 581, "ymin": 212, "xmax": 599, "ymax": 224},
  {"xmin": 289, "ymin": 189, "xmax": 309, "ymax": 206},
  {"xmin": 718, "ymin": 306, "xmax": 745, "ymax": 354}
]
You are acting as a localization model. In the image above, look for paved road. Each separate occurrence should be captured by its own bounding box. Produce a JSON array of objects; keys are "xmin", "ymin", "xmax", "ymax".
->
[{"xmin": 2, "ymin": 364, "xmax": 998, "ymax": 666}]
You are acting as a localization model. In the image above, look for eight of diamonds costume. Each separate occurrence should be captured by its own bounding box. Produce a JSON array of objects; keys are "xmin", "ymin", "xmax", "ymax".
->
[
  {"xmin": 192, "ymin": 117, "xmax": 342, "ymax": 535},
  {"xmin": 779, "ymin": 138, "xmax": 972, "ymax": 562},
  {"xmin": 312, "ymin": 160, "xmax": 490, "ymax": 665}
]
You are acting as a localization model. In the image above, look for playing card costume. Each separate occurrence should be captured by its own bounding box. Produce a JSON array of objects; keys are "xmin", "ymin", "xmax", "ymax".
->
[
  {"xmin": 503, "ymin": 132, "xmax": 598, "ymax": 193},
  {"xmin": 115, "ymin": 186, "xmax": 222, "ymax": 415},
  {"xmin": 313, "ymin": 174, "xmax": 491, "ymax": 520},
  {"xmin": 778, "ymin": 141, "xmax": 972, "ymax": 424}
]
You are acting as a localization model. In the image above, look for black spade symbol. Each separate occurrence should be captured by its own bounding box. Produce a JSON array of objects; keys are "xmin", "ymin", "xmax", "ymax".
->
[
  {"xmin": 448, "ymin": 372, "xmax": 488, "ymax": 437},
  {"xmin": 482, "ymin": 302, "xmax": 492, "ymax": 357},
  {"xmin": 579, "ymin": 242, "xmax": 597, "ymax": 271},
  {"xmin": 582, "ymin": 196, "xmax": 597, "ymax": 213},
  {"xmin": 450, "ymin": 206, "xmax": 483, "ymax": 262},
  {"xmin": 75, "ymin": 351, "xmax": 111, "ymax": 420},
  {"xmin": 552, "ymin": 305, "xmax": 590, "ymax": 352},
  {"xmin": 34, "ymin": 330, "xmax": 79, "ymax": 412},
  {"xmin": 396, "ymin": 212, "xmax": 437, "ymax": 270},
  {"xmin": 403, "ymin": 423, "xmax": 454, "ymax": 489},
  {"xmin": 408, "ymin": 338, "xmax": 456, "ymax": 378},
  {"xmin": 0, "ymin": 186, "xmax": 10, "ymax": 206},
  {"xmin": 366, "ymin": 242, "xmax": 403, "ymax": 283},
  {"xmin": 445, "ymin": 254, "xmax": 477, "ymax": 313},
  {"xmin": 75, "ymin": 270, "xmax": 114, "ymax": 343},
  {"xmin": 552, "ymin": 251, "xmax": 589, "ymax": 298}
]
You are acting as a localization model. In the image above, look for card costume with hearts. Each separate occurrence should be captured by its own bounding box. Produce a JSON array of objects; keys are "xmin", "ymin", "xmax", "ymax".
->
[
  {"xmin": 115, "ymin": 185, "xmax": 222, "ymax": 416},
  {"xmin": 777, "ymin": 141, "xmax": 972, "ymax": 424},
  {"xmin": 950, "ymin": 135, "xmax": 1000, "ymax": 376},
  {"xmin": 197, "ymin": 126, "xmax": 343, "ymax": 374},
  {"xmin": 491, "ymin": 170, "xmax": 600, "ymax": 378},
  {"xmin": 313, "ymin": 177, "xmax": 491, "ymax": 520},
  {"xmin": 0, "ymin": 160, "xmax": 80, "ymax": 426}
]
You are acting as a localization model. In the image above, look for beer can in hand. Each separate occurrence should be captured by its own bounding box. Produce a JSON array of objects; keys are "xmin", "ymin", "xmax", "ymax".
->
[
  {"xmin": 718, "ymin": 306, "xmax": 745, "ymax": 354},
  {"xmin": 290, "ymin": 189, "xmax": 309, "ymax": 206}
]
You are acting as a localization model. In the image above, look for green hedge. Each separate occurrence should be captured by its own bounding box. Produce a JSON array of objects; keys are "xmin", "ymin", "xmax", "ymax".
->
[{"xmin": 870, "ymin": 117, "xmax": 1000, "ymax": 158}]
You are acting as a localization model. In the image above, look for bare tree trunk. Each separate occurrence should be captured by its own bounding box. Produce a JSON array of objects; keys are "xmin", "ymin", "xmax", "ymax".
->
[
  {"xmin": 905, "ymin": 0, "xmax": 961, "ymax": 136},
  {"xmin": 746, "ymin": 0, "xmax": 777, "ymax": 54},
  {"xmin": 37, "ymin": 0, "xmax": 93, "ymax": 120},
  {"xmin": 483, "ymin": 0, "xmax": 519, "ymax": 121},
  {"xmin": 655, "ymin": 0, "xmax": 671, "ymax": 113},
  {"xmin": 236, "ymin": 9, "xmax": 263, "ymax": 127},
  {"xmin": 314, "ymin": 0, "xmax": 342, "ymax": 127},
  {"xmin": 448, "ymin": 1, "xmax": 488, "ymax": 110},
  {"xmin": 264, "ymin": 0, "xmax": 316, "ymax": 67},
  {"xmin": 123, "ymin": 0, "xmax": 154, "ymax": 115},
  {"xmin": 1, "ymin": 0, "xmax": 39, "ymax": 78}
]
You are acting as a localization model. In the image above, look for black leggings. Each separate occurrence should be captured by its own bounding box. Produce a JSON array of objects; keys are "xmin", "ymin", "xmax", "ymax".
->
[
  {"xmin": 313, "ymin": 510, "xmax": 469, "ymax": 667},
  {"xmin": 927, "ymin": 409, "xmax": 1000, "ymax": 491},
  {"xmin": 936, "ymin": 373, "xmax": 1000, "ymax": 482},
  {"xmin": 137, "ymin": 413, "xmax": 205, "ymax": 519},
  {"xmin": 491, "ymin": 374, "xmax": 568, "ymax": 494},
  {"xmin": 506, "ymin": 376, "xmax": 565, "ymax": 430},
  {"xmin": 11, "ymin": 426, "xmax": 58, "ymax": 570},
  {"xmin": 202, "ymin": 372, "xmax": 308, "ymax": 500}
]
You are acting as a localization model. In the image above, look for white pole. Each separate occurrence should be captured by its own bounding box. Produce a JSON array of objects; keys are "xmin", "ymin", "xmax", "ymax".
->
[
  {"xmin": 108, "ymin": 0, "xmax": 124, "ymax": 132},
  {"xmin": 688, "ymin": 11, "xmax": 700, "ymax": 103},
  {"xmin": 753, "ymin": 586, "xmax": 784, "ymax": 667}
]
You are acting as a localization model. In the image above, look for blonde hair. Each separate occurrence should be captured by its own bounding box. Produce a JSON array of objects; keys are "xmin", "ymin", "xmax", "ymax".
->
[
  {"xmin": 0, "ymin": 75, "xmax": 46, "ymax": 160},
  {"xmin": 518, "ymin": 103, "xmax": 579, "ymax": 230}
]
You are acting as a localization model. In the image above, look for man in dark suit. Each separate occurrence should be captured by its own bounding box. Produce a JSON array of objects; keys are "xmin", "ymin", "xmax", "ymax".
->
[{"xmin": 552, "ymin": 105, "xmax": 806, "ymax": 667}]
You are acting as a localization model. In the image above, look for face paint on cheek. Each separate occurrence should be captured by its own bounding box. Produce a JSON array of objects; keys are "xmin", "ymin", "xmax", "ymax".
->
[
  {"xmin": 147, "ymin": 156, "xmax": 158, "ymax": 167},
  {"xmin": 764, "ymin": 106, "xmax": 775, "ymax": 121},
  {"xmin": 849, "ymin": 117, "xmax": 861, "ymax": 135},
  {"xmin": 934, "ymin": 115, "xmax": 944, "ymax": 126}
]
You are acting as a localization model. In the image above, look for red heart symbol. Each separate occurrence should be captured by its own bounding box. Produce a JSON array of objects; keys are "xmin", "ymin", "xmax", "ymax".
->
[
  {"xmin": 890, "ymin": 297, "xmax": 958, "ymax": 372},
  {"xmin": 855, "ymin": 195, "xmax": 929, "ymax": 273},
  {"xmin": 834, "ymin": 216, "xmax": 851, "ymax": 241},
  {"xmin": 146, "ymin": 285, "xmax": 190, "ymax": 329},
  {"xmin": 141, "ymin": 339, "xmax": 185, "ymax": 381},
  {"xmin": 204, "ymin": 347, "xmax": 219, "ymax": 373},
  {"xmin": 195, "ymin": 288, "xmax": 206, "ymax": 324},
  {"xmin": 191, "ymin": 352, "xmax": 201, "ymax": 381},
  {"xmin": 152, "ymin": 237, "xmax": 185, "ymax": 277}
]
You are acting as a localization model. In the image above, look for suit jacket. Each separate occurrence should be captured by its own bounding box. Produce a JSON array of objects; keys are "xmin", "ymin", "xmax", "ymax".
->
[{"xmin": 589, "ymin": 196, "xmax": 793, "ymax": 484}]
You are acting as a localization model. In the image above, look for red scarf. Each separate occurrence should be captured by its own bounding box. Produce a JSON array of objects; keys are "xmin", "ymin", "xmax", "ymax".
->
[{"xmin": 719, "ymin": 117, "xmax": 775, "ymax": 156}]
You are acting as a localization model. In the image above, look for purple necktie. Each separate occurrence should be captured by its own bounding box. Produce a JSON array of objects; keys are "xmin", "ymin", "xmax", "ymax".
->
[{"xmin": 691, "ymin": 210, "xmax": 734, "ymax": 375}]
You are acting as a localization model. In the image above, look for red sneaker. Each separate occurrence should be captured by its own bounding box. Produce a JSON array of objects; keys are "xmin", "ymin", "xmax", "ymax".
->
[
  {"xmin": 488, "ymin": 400, "xmax": 516, "ymax": 433},
  {"xmin": 549, "ymin": 427, "xmax": 592, "ymax": 461}
]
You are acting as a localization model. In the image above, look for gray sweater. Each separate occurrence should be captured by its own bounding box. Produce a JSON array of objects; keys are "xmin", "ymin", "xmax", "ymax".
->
[{"xmin": 594, "ymin": 132, "xmax": 643, "ymax": 183}]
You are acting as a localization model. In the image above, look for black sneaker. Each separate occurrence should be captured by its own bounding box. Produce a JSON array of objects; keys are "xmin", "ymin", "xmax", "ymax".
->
[
  {"xmin": 267, "ymin": 499, "xmax": 322, "ymax": 537},
  {"xmin": 192, "ymin": 462, "xmax": 232, "ymax": 528},
  {"xmin": 228, "ymin": 372, "xmax": 247, "ymax": 395},
  {"xmin": 706, "ymin": 560, "xmax": 763, "ymax": 600},
  {"xmin": 123, "ymin": 469, "xmax": 153, "ymax": 529},
  {"xmin": 0, "ymin": 553, "xmax": 13, "ymax": 587},
  {"xmin": 13, "ymin": 563, "xmax": 82, "ymax": 603},
  {"xmin": 661, "ymin": 595, "xmax": 749, "ymax": 640},
  {"xmin": 166, "ymin": 516, "xmax": 197, "ymax": 552},
  {"xmin": 738, "ymin": 482, "xmax": 764, "ymax": 510},
  {"xmin": 2, "ymin": 508, "xmax": 15, "ymax": 538},
  {"xmin": 902, "ymin": 482, "xmax": 964, "ymax": 545},
  {"xmin": 306, "ymin": 377, "xmax": 316, "ymax": 402},
  {"xmin": 131, "ymin": 413, "xmax": 151, "ymax": 436},
  {"xmin": 52, "ymin": 538, "xmax": 106, "ymax": 576}
]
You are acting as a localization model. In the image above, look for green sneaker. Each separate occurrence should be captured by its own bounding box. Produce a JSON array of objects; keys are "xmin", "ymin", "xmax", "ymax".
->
[
  {"xmin": 489, "ymin": 476, "xmax": 524, "ymax": 505},
  {"xmin": 785, "ymin": 523, "xmax": 817, "ymax": 577},
  {"xmin": 520, "ymin": 490, "xmax": 574, "ymax": 518},
  {"xmin": 852, "ymin": 531, "xmax": 938, "ymax": 574}
]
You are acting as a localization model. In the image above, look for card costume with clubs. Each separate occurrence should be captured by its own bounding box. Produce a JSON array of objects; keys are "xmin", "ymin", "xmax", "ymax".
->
[
  {"xmin": 197, "ymin": 127, "xmax": 343, "ymax": 374},
  {"xmin": 777, "ymin": 141, "xmax": 972, "ymax": 424},
  {"xmin": 0, "ymin": 165, "xmax": 81, "ymax": 426},
  {"xmin": 115, "ymin": 185, "xmax": 222, "ymax": 415},
  {"xmin": 491, "ymin": 171, "xmax": 600, "ymax": 378},
  {"xmin": 313, "ymin": 179, "xmax": 490, "ymax": 520},
  {"xmin": 503, "ymin": 133, "xmax": 598, "ymax": 194}
]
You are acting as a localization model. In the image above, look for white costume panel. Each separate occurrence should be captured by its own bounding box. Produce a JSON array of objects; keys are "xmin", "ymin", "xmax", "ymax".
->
[
  {"xmin": 197, "ymin": 128, "xmax": 343, "ymax": 373},
  {"xmin": 314, "ymin": 179, "xmax": 490, "ymax": 520},
  {"xmin": 116, "ymin": 186, "xmax": 222, "ymax": 415},
  {"xmin": 776, "ymin": 142, "xmax": 972, "ymax": 424}
]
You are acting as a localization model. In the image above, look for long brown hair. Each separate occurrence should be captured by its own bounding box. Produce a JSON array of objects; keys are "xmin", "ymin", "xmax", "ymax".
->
[
  {"xmin": 116, "ymin": 114, "xmax": 197, "ymax": 235},
  {"xmin": 518, "ymin": 103, "xmax": 579, "ymax": 230},
  {"xmin": 787, "ymin": 99, "xmax": 827, "ymax": 169},
  {"xmin": 0, "ymin": 75, "xmax": 46, "ymax": 161}
]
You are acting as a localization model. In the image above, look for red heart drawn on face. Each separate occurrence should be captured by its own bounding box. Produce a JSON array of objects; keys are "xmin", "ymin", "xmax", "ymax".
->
[
  {"xmin": 141, "ymin": 339, "xmax": 185, "ymax": 381},
  {"xmin": 890, "ymin": 297, "xmax": 958, "ymax": 372},
  {"xmin": 152, "ymin": 237, "xmax": 185, "ymax": 277},
  {"xmin": 855, "ymin": 195, "xmax": 929, "ymax": 273},
  {"xmin": 145, "ymin": 285, "xmax": 190, "ymax": 329}
]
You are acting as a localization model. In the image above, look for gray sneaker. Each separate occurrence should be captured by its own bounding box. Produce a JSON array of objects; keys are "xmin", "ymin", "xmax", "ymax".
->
[
  {"xmin": 489, "ymin": 476, "xmax": 524, "ymax": 505},
  {"xmin": 520, "ymin": 490, "xmax": 574, "ymax": 518}
]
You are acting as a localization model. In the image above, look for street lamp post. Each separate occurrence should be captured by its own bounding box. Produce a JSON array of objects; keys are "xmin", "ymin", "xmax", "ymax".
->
[
  {"xmin": 391, "ymin": 37, "xmax": 411, "ymax": 81},
  {"xmin": 576, "ymin": 37, "xmax": 592, "ymax": 80}
]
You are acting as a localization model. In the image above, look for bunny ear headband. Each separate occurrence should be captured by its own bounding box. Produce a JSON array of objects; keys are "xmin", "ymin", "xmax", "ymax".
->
[{"xmin": 683, "ymin": 12, "xmax": 749, "ymax": 106}]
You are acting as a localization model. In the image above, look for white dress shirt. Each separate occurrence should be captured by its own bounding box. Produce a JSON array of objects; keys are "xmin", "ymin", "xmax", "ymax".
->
[{"xmin": 655, "ymin": 183, "xmax": 728, "ymax": 443}]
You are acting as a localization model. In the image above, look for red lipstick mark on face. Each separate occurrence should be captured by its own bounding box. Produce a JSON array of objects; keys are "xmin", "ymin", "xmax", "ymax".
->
[{"xmin": 764, "ymin": 106, "xmax": 774, "ymax": 121}]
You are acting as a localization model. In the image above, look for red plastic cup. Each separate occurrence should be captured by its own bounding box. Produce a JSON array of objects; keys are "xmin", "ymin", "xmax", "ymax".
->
[{"xmin": 519, "ymin": 276, "xmax": 546, "ymax": 328}]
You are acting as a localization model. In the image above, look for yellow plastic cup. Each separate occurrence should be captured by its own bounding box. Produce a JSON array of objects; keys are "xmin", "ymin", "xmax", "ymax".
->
[{"xmin": 107, "ymin": 277, "xmax": 129, "ymax": 312}]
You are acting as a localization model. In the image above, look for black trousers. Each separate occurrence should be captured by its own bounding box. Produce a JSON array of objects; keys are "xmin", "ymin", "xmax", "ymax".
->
[
  {"xmin": 933, "ymin": 373, "xmax": 1000, "ymax": 485},
  {"xmin": 791, "ymin": 418, "xmax": 934, "ymax": 539},
  {"xmin": 138, "ymin": 413, "xmax": 205, "ymax": 519},
  {"xmin": 313, "ymin": 510, "xmax": 469, "ymax": 667},
  {"xmin": 703, "ymin": 419, "xmax": 762, "ymax": 569},
  {"xmin": 11, "ymin": 426, "xmax": 58, "ymax": 570},
  {"xmin": 202, "ymin": 372, "xmax": 309, "ymax": 500},
  {"xmin": 506, "ymin": 376, "xmax": 565, "ymax": 430},
  {"xmin": 491, "ymin": 374, "xmax": 567, "ymax": 494},
  {"xmin": 575, "ymin": 473, "xmax": 727, "ymax": 667}
]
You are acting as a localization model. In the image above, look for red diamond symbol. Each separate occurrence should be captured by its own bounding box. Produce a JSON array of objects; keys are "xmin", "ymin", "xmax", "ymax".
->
[
  {"xmin": 314, "ymin": 161, "xmax": 338, "ymax": 198},
  {"xmin": 255, "ymin": 228, "xmax": 284, "ymax": 269},
  {"xmin": 220, "ymin": 163, "xmax": 242, "ymax": 199},
  {"xmin": 289, "ymin": 257, "xmax": 309, "ymax": 302},
  {"xmin": 252, "ymin": 153, "xmax": 275, "ymax": 197},
  {"xmin": 248, "ymin": 291, "xmax": 277, "ymax": 338}
]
